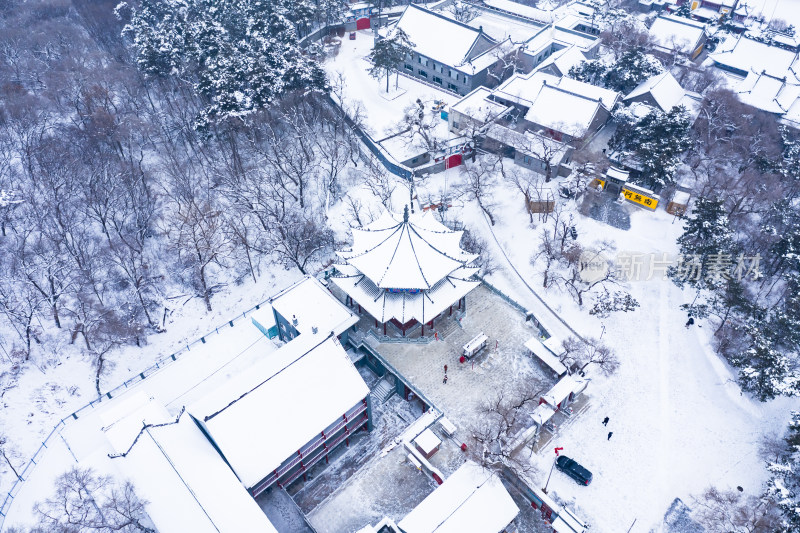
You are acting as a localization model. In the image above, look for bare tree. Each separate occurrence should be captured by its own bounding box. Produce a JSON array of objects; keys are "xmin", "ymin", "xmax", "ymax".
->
[
  {"xmin": 33, "ymin": 467, "xmax": 154, "ymax": 533},
  {"xmin": 692, "ymin": 486, "xmax": 782, "ymax": 533},
  {"xmin": 466, "ymin": 383, "xmax": 544, "ymax": 479},
  {"xmin": 560, "ymin": 336, "xmax": 619, "ymax": 375},
  {"xmin": 164, "ymin": 195, "xmax": 232, "ymax": 312},
  {"xmin": 359, "ymin": 157, "xmax": 397, "ymax": 211},
  {"xmin": 502, "ymin": 163, "xmax": 544, "ymax": 224},
  {"xmin": 458, "ymin": 155, "xmax": 500, "ymax": 225},
  {"xmin": 553, "ymin": 241, "xmax": 618, "ymax": 307}
]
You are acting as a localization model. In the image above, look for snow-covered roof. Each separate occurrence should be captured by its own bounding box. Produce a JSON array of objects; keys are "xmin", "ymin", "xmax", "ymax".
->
[
  {"xmin": 690, "ymin": 6, "xmax": 721, "ymax": 21},
  {"xmin": 525, "ymin": 337, "xmax": 568, "ymax": 375},
  {"xmin": 189, "ymin": 334, "xmax": 369, "ymax": 489},
  {"xmin": 606, "ymin": 166, "xmax": 630, "ymax": 182},
  {"xmin": 450, "ymin": 87, "xmax": 510, "ymax": 119},
  {"xmin": 484, "ymin": 125, "xmax": 571, "ymax": 164},
  {"xmin": 484, "ymin": 0, "xmax": 564, "ymax": 24},
  {"xmin": 736, "ymin": 70, "xmax": 800, "ymax": 113},
  {"xmin": 625, "ymin": 71, "xmax": 686, "ymax": 112},
  {"xmin": 710, "ymin": 36, "xmax": 799, "ymax": 77},
  {"xmin": 525, "ymin": 84, "xmax": 603, "ymax": 136},
  {"xmin": 394, "ymin": 5, "xmax": 498, "ymax": 70},
  {"xmin": 398, "ymin": 461, "xmax": 519, "ymax": 533},
  {"xmin": 331, "ymin": 261, "xmax": 479, "ymax": 324},
  {"xmin": 269, "ymin": 276, "xmax": 359, "ymax": 336},
  {"xmin": 534, "ymin": 45, "xmax": 589, "ymax": 76},
  {"xmin": 338, "ymin": 209, "xmax": 477, "ymax": 290},
  {"xmin": 530, "ymin": 402, "xmax": 557, "ymax": 427},
  {"xmin": 541, "ymin": 375, "xmax": 586, "ymax": 408},
  {"xmin": 457, "ymin": 9, "xmax": 545, "ymax": 43},
  {"xmin": 414, "ymin": 428, "xmax": 441, "ymax": 454},
  {"xmin": 671, "ymin": 191, "xmax": 691, "ymax": 204},
  {"xmin": 104, "ymin": 394, "xmax": 278, "ymax": 533},
  {"xmin": 648, "ymin": 15, "xmax": 706, "ymax": 54},
  {"xmin": 496, "ymin": 71, "xmax": 618, "ymax": 111}
]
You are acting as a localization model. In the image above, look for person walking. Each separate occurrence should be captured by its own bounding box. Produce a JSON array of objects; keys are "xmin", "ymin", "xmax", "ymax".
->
[
  {"xmin": 685, "ymin": 317, "xmax": 695, "ymax": 328},
  {"xmin": 607, "ymin": 431, "xmax": 613, "ymax": 440},
  {"xmin": 443, "ymin": 375, "xmax": 448, "ymax": 385},
  {"xmin": 444, "ymin": 364, "xmax": 448, "ymax": 374},
  {"xmin": 602, "ymin": 416, "xmax": 609, "ymax": 426}
]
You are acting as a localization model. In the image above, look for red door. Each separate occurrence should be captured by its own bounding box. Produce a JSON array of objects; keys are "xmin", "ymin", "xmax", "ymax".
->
[
  {"xmin": 446, "ymin": 154, "xmax": 462, "ymax": 168},
  {"xmin": 356, "ymin": 17, "xmax": 370, "ymax": 30}
]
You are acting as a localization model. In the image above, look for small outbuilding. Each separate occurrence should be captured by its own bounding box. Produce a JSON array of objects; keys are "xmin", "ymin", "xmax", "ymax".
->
[
  {"xmin": 525, "ymin": 336, "xmax": 568, "ymax": 378},
  {"xmin": 398, "ymin": 461, "xmax": 519, "ymax": 533}
]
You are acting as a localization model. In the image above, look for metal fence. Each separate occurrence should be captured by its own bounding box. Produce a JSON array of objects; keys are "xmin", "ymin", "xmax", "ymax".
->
[{"xmin": 0, "ymin": 297, "xmax": 277, "ymax": 528}]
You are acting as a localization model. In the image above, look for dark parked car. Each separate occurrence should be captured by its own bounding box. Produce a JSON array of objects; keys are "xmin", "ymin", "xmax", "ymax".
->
[{"xmin": 556, "ymin": 455, "xmax": 593, "ymax": 485}]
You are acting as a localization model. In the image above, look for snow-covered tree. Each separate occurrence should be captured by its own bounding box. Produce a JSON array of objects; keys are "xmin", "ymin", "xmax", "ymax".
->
[
  {"xmin": 569, "ymin": 48, "xmax": 663, "ymax": 93},
  {"xmin": 609, "ymin": 105, "xmax": 691, "ymax": 190},
  {"xmin": 589, "ymin": 289, "xmax": 640, "ymax": 318},
  {"xmin": 669, "ymin": 197, "xmax": 736, "ymax": 289},
  {"xmin": 767, "ymin": 411, "xmax": 800, "ymax": 531},
  {"xmin": 368, "ymin": 28, "xmax": 414, "ymax": 93},
  {"xmin": 31, "ymin": 467, "xmax": 154, "ymax": 533},
  {"xmin": 116, "ymin": 0, "xmax": 328, "ymax": 127}
]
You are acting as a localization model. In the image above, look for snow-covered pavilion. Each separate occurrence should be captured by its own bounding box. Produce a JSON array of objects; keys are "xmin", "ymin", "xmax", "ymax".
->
[{"xmin": 331, "ymin": 207, "xmax": 480, "ymax": 337}]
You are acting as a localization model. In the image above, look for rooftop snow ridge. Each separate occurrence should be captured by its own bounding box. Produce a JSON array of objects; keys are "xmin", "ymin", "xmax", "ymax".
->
[{"xmin": 202, "ymin": 331, "xmax": 335, "ymax": 422}]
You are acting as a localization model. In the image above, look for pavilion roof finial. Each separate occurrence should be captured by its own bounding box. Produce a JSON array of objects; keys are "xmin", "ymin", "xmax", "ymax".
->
[{"xmin": 403, "ymin": 205, "xmax": 409, "ymax": 223}]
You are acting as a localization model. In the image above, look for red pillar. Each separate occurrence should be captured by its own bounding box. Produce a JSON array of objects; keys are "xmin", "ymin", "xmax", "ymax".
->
[
  {"xmin": 421, "ymin": 323, "xmax": 425, "ymax": 337},
  {"xmin": 375, "ymin": 319, "xmax": 378, "ymax": 328},
  {"xmin": 358, "ymin": 304, "xmax": 362, "ymax": 313},
  {"xmin": 458, "ymin": 298, "xmax": 462, "ymax": 310},
  {"xmin": 383, "ymin": 322, "xmax": 387, "ymax": 335},
  {"xmin": 449, "ymin": 305, "xmax": 452, "ymax": 316}
]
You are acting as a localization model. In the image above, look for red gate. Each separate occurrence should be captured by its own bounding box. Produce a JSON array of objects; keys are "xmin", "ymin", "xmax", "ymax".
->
[
  {"xmin": 356, "ymin": 17, "xmax": 370, "ymax": 30},
  {"xmin": 446, "ymin": 153, "xmax": 462, "ymax": 169}
]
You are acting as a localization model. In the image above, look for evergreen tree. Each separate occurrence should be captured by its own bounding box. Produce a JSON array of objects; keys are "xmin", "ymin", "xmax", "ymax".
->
[
  {"xmin": 602, "ymin": 47, "xmax": 664, "ymax": 93},
  {"xmin": 368, "ymin": 28, "xmax": 414, "ymax": 93},
  {"xmin": 669, "ymin": 197, "xmax": 736, "ymax": 290},
  {"xmin": 569, "ymin": 49, "xmax": 663, "ymax": 93},
  {"xmin": 116, "ymin": 0, "xmax": 328, "ymax": 127},
  {"xmin": 567, "ymin": 59, "xmax": 607, "ymax": 86},
  {"xmin": 610, "ymin": 105, "xmax": 692, "ymax": 190},
  {"xmin": 768, "ymin": 411, "xmax": 800, "ymax": 532}
]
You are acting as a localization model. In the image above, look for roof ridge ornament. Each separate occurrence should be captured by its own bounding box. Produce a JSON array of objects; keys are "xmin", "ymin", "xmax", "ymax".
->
[{"xmin": 404, "ymin": 204, "xmax": 409, "ymax": 223}]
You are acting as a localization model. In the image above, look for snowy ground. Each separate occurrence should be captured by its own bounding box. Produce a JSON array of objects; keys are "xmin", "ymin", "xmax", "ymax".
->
[
  {"xmin": 324, "ymin": 29, "xmax": 460, "ymax": 141},
  {"xmin": 411, "ymin": 164, "xmax": 800, "ymax": 531}
]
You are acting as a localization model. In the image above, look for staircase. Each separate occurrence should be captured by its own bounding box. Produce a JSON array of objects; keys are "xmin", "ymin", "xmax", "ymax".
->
[{"xmin": 371, "ymin": 378, "xmax": 395, "ymax": 404}]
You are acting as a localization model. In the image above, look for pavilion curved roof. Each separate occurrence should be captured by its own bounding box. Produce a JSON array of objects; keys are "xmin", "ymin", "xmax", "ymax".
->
[{"xmin": 337, "ymin": 209, "xmax": 477, "ymax": 290}]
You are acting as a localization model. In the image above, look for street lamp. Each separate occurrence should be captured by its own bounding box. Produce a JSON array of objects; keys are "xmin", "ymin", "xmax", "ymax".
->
[{"xmin": 543, "ymin": 456, "xmax": 557, "ymax": 493}]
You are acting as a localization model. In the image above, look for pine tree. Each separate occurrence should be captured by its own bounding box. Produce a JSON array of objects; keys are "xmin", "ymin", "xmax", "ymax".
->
[
  {"xmin": 602, "ymin": 47, "xmax": 664, "ymax": 93},
  {"xmin": 669, "ymin": 197, "xmax": 736, "ymax": 290},
  {"xmin": 768, "ymin": 411, "xmax": 800, "ymax": 531},
  {"xmin": 610, "ymin": 105, "xmax": 692, "ymax": 190},
  {"xmin": 117, "ymin": 0, "xmax": 328, "ymax": 127},
  {"xmin": 368, "ymin": 28, "xmax": 414, "ymax": 93}
]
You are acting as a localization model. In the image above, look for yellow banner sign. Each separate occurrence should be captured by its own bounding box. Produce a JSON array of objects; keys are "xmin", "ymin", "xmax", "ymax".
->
[{"xmin": 622, "ymin": 187, "xmax": 658, "ymax": 209}]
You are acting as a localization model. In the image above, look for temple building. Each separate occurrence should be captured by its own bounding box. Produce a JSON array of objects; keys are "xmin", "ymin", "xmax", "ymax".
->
[{"xmin": 331, "ymin": 207, "xmax": 480, "ymax": 337}]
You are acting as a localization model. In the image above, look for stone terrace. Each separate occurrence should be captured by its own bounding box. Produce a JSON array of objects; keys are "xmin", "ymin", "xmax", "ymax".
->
[{"xmin": 372, "ymin": 284, "xmax": 555, "ymax": 431}]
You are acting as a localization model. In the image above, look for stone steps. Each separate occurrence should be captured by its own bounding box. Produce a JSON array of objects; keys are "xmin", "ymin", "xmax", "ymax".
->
[{"xmin": 371, "ymin": 378, "xmax": 395, "ymax": 404}]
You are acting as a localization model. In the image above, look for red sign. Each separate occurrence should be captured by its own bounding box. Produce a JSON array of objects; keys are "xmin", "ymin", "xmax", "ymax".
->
[{"xmin": 554, "ymin": 447, "xmax": 563, "ymax": 456}]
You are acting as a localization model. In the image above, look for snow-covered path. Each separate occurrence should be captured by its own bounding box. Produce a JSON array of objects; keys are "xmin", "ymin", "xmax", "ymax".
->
[{"xmin": 457, "ymin": 185, "xmax": 798, "ymax": 531}]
